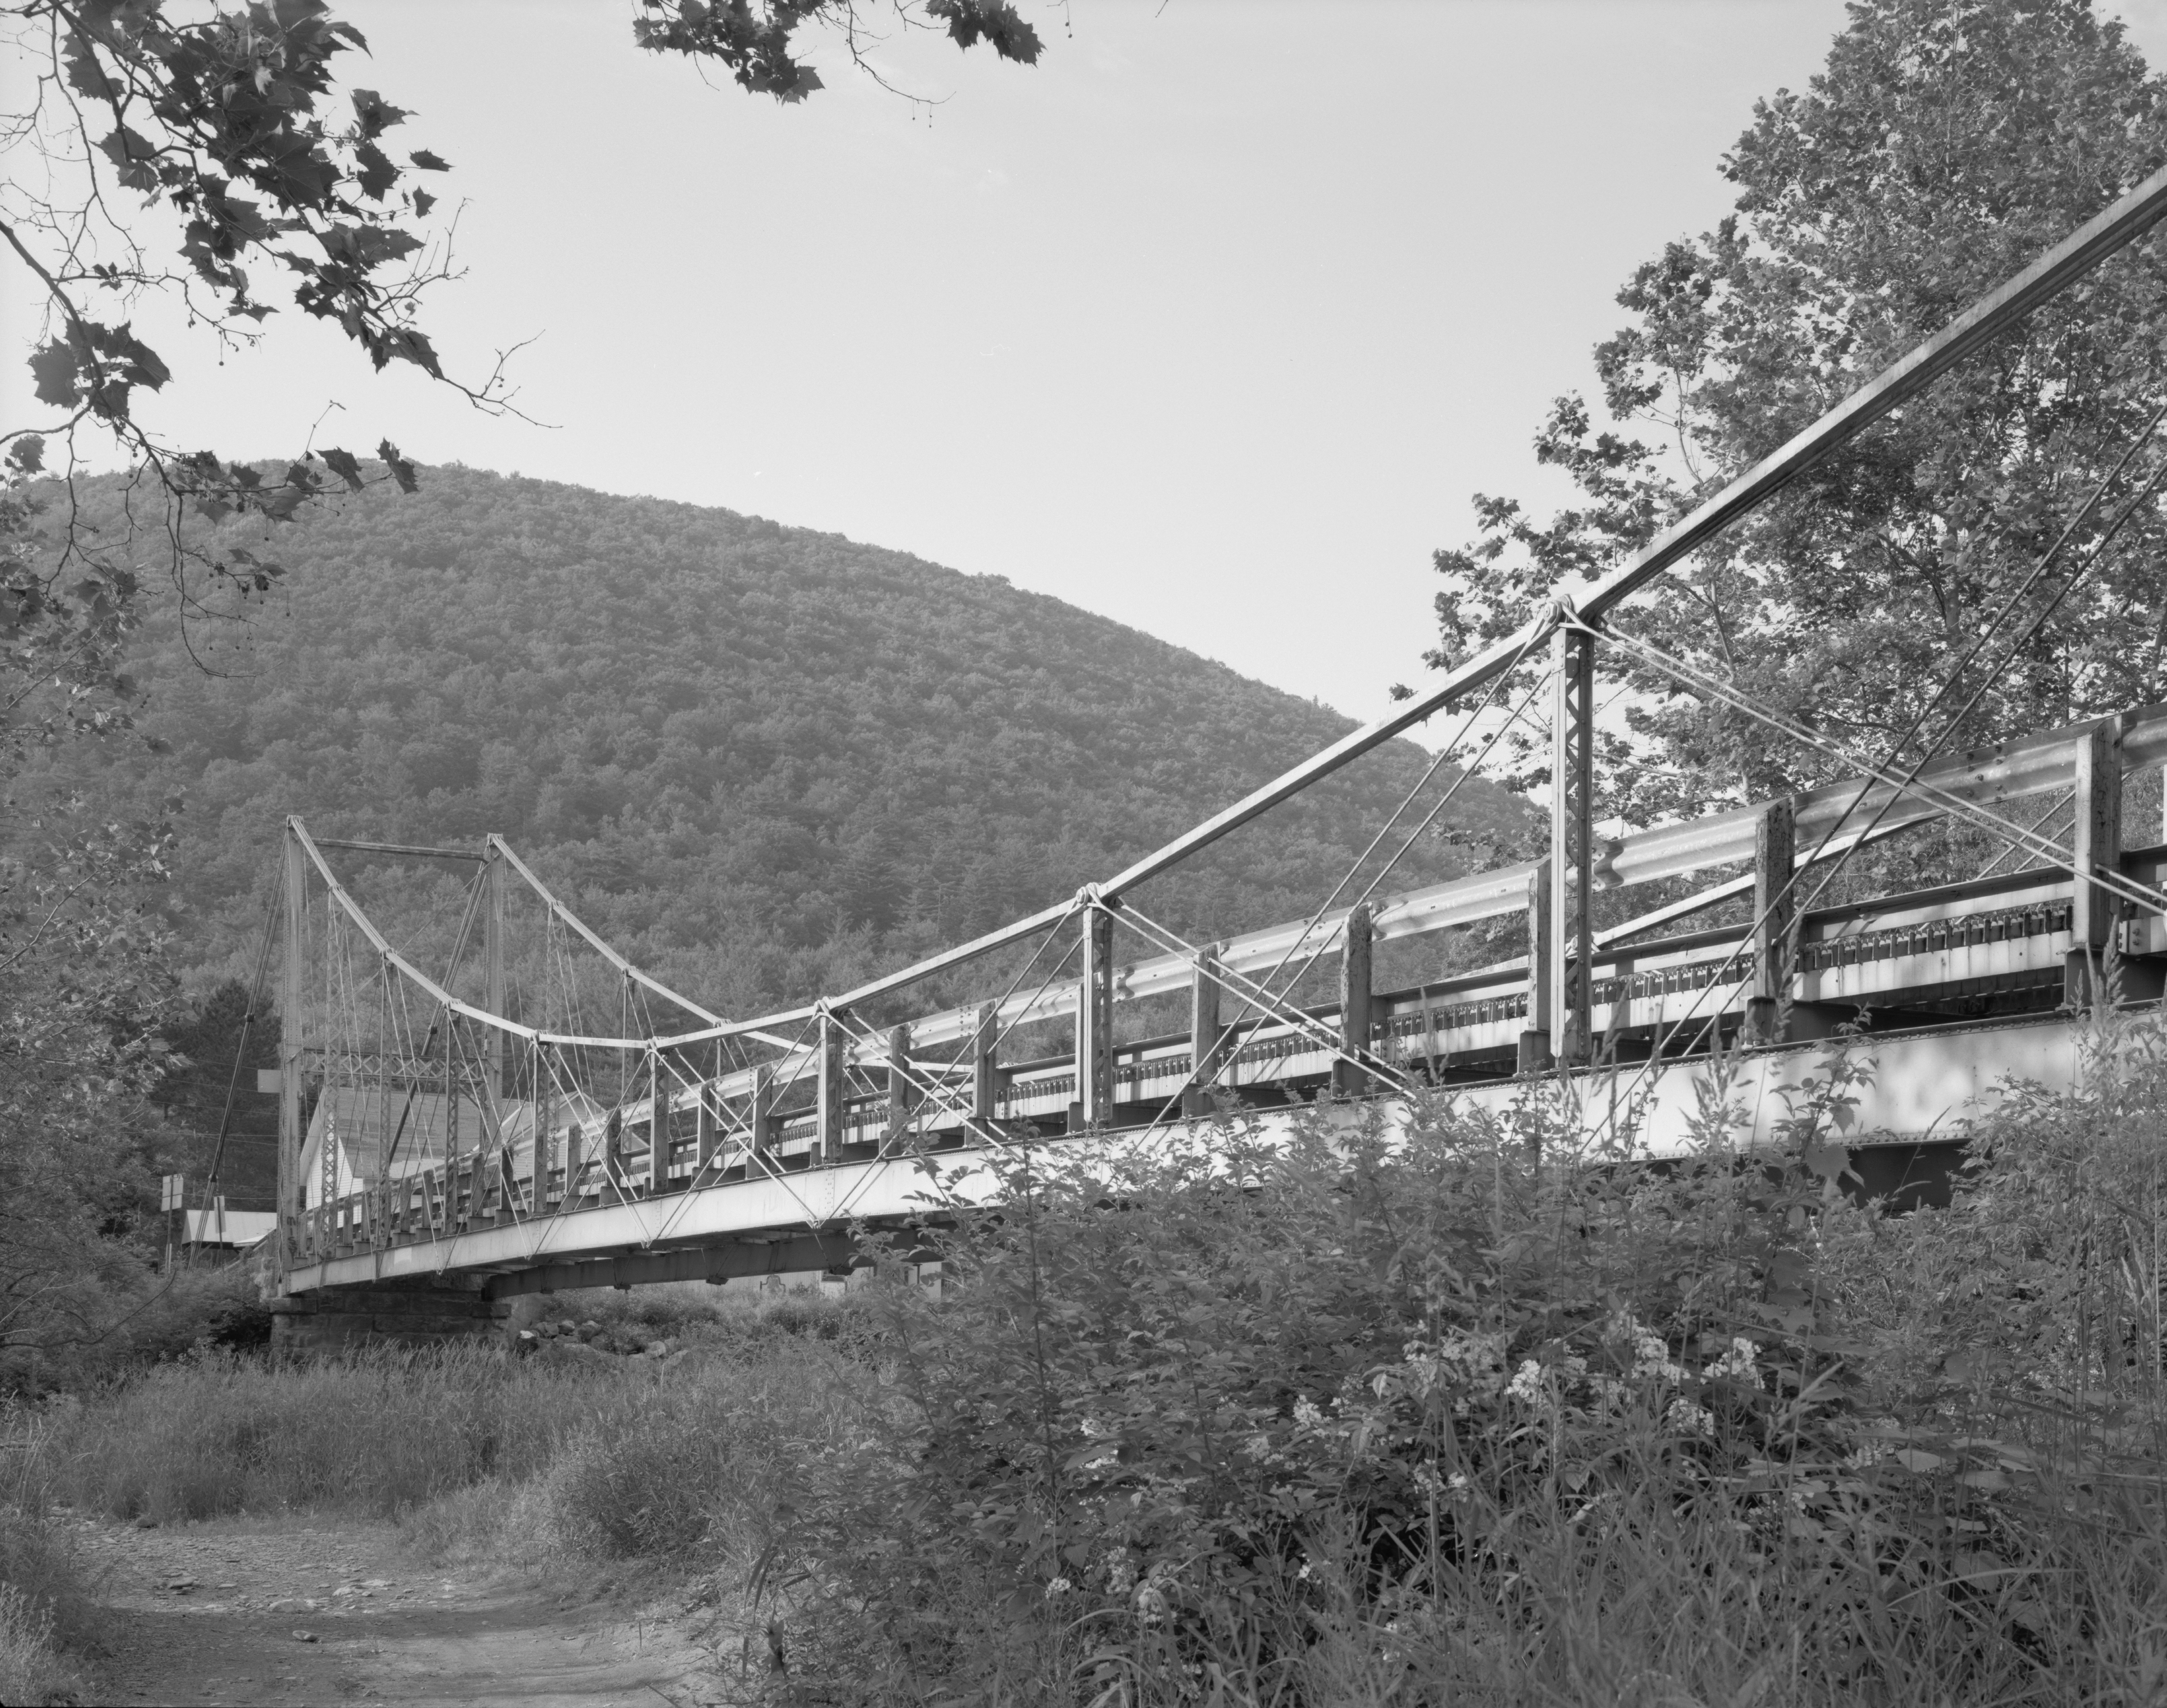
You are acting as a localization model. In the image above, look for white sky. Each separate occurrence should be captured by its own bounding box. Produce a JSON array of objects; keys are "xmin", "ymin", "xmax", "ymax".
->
[{"xmin": 12, "ymin": 0, "xmax": 2167, "ymax": 724}]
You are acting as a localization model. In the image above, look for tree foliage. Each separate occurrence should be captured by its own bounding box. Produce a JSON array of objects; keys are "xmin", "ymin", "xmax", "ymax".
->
[
  {"xmin": 21, "ymin": 466, "xmax": 1530, "ymax": 1023},
  {"xmin": 1433, "ymin": 0, "xmax": 2167, "ymax": 824}
]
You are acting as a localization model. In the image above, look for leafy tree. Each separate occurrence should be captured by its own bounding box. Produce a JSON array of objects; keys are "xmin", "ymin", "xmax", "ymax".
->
[
  {"xmin": 1431, "ymin": 0, "xmax": 2167, "ymax": 826},
  {"xmin": 0, "ymin": 0, "xmax": 1048, "ymax": 1353}
]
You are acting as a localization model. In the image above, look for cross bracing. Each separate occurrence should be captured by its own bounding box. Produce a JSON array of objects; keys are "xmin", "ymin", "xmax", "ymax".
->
[{"xmin": 255, "ymin": 163, "xmax": 2167, "ymax": 1301}]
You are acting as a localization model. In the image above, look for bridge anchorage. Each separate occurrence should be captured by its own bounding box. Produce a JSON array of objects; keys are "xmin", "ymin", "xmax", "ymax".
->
[{"xmin": 244, "ymin": 164, "xmax": 2167, "ymax": 1348}]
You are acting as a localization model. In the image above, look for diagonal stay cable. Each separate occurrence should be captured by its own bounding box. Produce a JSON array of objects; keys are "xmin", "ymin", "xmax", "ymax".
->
[
  {"xmin": 1227, "ymin": 625, "xmax": 1551, "ymax": 1006},
  {"xmin": 1110, "ymin": 899, "xmax": 1424, "ymax": 1102},
  {"xmin": 1229, "ymin": 666, "xmax": 1557, "ymax": 1093},
  {"xmin": 1596, "ymin": 625, "xmax": 2167, "ymax": 917},
  {"xmin": 1127, "ymin": 666, "xmax": 1553, "ymax": 1134},
  {"xmin": 1566, "ymin": 624, "xmax": 2167, "ymax": 1157},
  {"xmin": 1559, "ymin": 415, "xmax": 2167, "ymax": 1121}
]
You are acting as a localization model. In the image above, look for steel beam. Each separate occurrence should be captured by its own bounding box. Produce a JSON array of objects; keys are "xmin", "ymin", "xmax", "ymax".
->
[{"xmin": 484, "ymin": 1230, "xmax": 866, "ymax": 1300}]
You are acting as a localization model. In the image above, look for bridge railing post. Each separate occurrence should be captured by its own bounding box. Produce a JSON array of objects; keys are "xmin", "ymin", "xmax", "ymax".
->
[
  {"xmin": 1745, "ymin": 797, "xmax": 1796, "ymax": 1047},
  {"xmin": 1183, "ymin": 944, "xmax": 1225, "ymax": 1118},
  {"xmin": 1333, "ymin": 902, "xmax": 1374, "ymax": 1097},
  {"xmin": 532, "ymin": 1039, "xmax": 554, "ymax": 1209},
  {"xmin": 971, "ymin": 1003, "xmax": 998, "ymax": 1133},
  {"xmin": 2068, "ymin": 718, "xmax": 2123, "ymax": 1010},
  {"xmin": 748, "ymin": 1062, "xmax": 776, "ymax": 1166},
  {"xmin": 1519, "ymin": 858, "xmax": 1554, "ymax": 1074},
  {"xmin": 648, "ymin": 1048, "xmax": 668, "ymax": 1194},
  {"xmin": 817, "ymin": 1011, "xmax": 846, "ymax": 1164},
  {"xmin": 696, "ymin": 1040, "xmax": 720, "ymax": 1173},
  {"xmin": 1551, "ymin": 623, "xmax": 1595, "ymax": 1065},
  {"xmin": 1073, "ymin": 907, "xmax": 1114, "ymax": 1132},
  {"xmin": 887, "ymin": 1023, "xmax": 914, "ymax": 1147}
]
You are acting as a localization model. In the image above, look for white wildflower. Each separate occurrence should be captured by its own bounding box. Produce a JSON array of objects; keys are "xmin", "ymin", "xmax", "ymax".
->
[
  {"xmin": 1506, "ymin": 1358, "xmax": 1546, "ymax": 1405},
  {"xmin": 1292, "ymin": 1397, "xmax": 1325, "ymax": 1429},
  {"xmin": 1665, "ymin": 1398, "xmax": 1715, "ymax": 1437},
  {"xmin": 1701, "ymin": 1337, "xmax": 1761, "ymax": 1382},
  {"xmin": 1045, "ymin": 1576, "xmax": 1072, "ymax": 1598}
]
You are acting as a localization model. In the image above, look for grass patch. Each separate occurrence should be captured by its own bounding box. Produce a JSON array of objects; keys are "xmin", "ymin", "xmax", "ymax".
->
[{"xmin": 37, "ymin": 1028, "xmax": 2167, "ymax": 1703}]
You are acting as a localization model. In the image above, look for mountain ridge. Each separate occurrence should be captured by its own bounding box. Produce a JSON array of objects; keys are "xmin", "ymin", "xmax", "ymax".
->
[{"xmin": 42, "ymin": 464, "xmax": 1532, "ymax": 1015}]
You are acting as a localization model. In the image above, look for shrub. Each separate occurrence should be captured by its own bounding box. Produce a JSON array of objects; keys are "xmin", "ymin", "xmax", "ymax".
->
[{"xmin": 737, "ymin": 1030, "xmax": 2167, "ymax": 1704}]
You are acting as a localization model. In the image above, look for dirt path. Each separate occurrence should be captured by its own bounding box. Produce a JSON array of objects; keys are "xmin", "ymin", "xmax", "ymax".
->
[{"xmin": 65, "ymin": 1512, "xmax": 748, "ymax": 1708}]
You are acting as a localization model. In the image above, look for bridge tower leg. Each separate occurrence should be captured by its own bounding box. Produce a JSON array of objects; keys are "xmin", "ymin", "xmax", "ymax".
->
[
  {"xmin": 970, "ymin": 1003, "xmax": 998, "ymax": 1133},
  {"xmin": 817, "ymin": 1012, "xmax": 846, "ymax": 1163},
  {"xmin": 1183, "ymin": 945, "xmax": 1225, "ymax": 1118},
  {"xmin": 2067, "ymin": 718, "xmax": 2122, "ymax": 1010},
  {"xmin": 748, "ymin": 1063, "xmax": 775, "ymax": 1166},
  {"xmin": 1073, "ymin": 907, "xmax": 1115, "ymax": 1131},
  {"xmin": 648, "ymin": 1048, "xmax": 668, "ymax": 1192},
  {"xmin": 1333, "ymin": 902, "xmax": 1374, "ymax": 1096},
  {"xmin": 887, "ymin": 1023, "xmax": 914, "ymax": 1145},
  {"xmin": 1550, "ymin": 624, "xmax": 1595, "ymax": 1065},
  {"xmin": 1745, "ymin": 798, "xmax": 1796, "ymax": 1046},
  {"xmin": 278, "ymin": 820, "xmax": 306, "ymax": 1267},
  {"xmin": 483, "ymin": 840, "xmax": 506, "ymax": 1099}
]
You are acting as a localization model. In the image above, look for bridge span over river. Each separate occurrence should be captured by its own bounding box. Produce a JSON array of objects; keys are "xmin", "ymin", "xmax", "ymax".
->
[{"xmin": 238, "ymin": 166, "xmax": 2167, "ymax": 1346}]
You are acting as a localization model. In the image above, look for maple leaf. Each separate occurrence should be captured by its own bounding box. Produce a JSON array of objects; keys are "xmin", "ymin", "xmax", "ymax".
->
[
  {"xmin": 409, "ymin": 149, "xmax": 451, "ymax": 172},
  {"xmin": 28, "ymin": 342, "xmax": 83, "ymax": 409},
  {"xmin": 377, "ymin": 439, "xmax": 419, "ymax": 493},
  {"xmin": 319, "ymin": 447, "xmax": 365, "ymax": 491},
  {"xmin": 96, "ymin": 125, "xmax": 161, "ymax": 193},
  {"xmin": 925, "ymin": 0, "xmax": 1042, "ymax": 64},
  {"xmin": 353, "ymin": 141, "xmax": 399, "ymax": 201},
  {"xmin": 350, "ymin": 88, "xmax": 410, "ymax": 138}
]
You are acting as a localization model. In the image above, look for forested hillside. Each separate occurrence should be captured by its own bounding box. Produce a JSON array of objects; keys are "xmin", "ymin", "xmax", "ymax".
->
[{"xmin": 40, "ymin": 465, "xmax": 1529, "ymax": 1015}]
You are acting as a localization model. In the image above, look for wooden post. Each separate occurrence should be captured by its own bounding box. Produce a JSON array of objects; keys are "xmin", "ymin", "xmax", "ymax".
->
[
  {"xmin": 1183, "ymin": 945, "xmax": 1225, "ymax": 1118},
  {"xmin": 1074, "ymin": 907, "xmax": 1115, "ymax": 1130},
  {"xmin": 1744, "ymin": 798, "xmax": 1796, "ymax": 1046},
  {"xmin": 279, "ymin": 824, "xmax": 305, "ymax": 1247},
  {"xmin": 483, "ymin": 841, "xmax": 506, "ymax": 1098},
  {"xmin": 971, "ymin": 1003, "xmax": 998, "ymax": 1129},
  {"xmin": 1519, "ymin": 857, "xmax": 1554, "ymax": 1074},
  {"xmin": 816, "ymin": 1012, "xmax": 845, "ymax": 1164},
  {"xmin": 887, "ymin": 1023, "xmax": 914, "ymax": 1145},
  {"xmin": 1333, "ymin": 903, "xmax": 1374, "ymax": 1097},
  {"xmin": 1551, "ymin": 625, "xmax": 1595, "ymax": 1065},
  {"xmin": 2067, "ymin": 719, "xmax": 2123, "ymax": 1009},
  {"xmin": 648, "ymin": 1049, "xmax": 668, "ymax": 1193}
]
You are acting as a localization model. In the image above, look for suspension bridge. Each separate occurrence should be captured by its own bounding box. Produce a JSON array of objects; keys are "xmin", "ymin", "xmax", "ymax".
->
[{"xmin": 238, "ymin": 166, "xmax": 2167, "ymax": 1349}]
